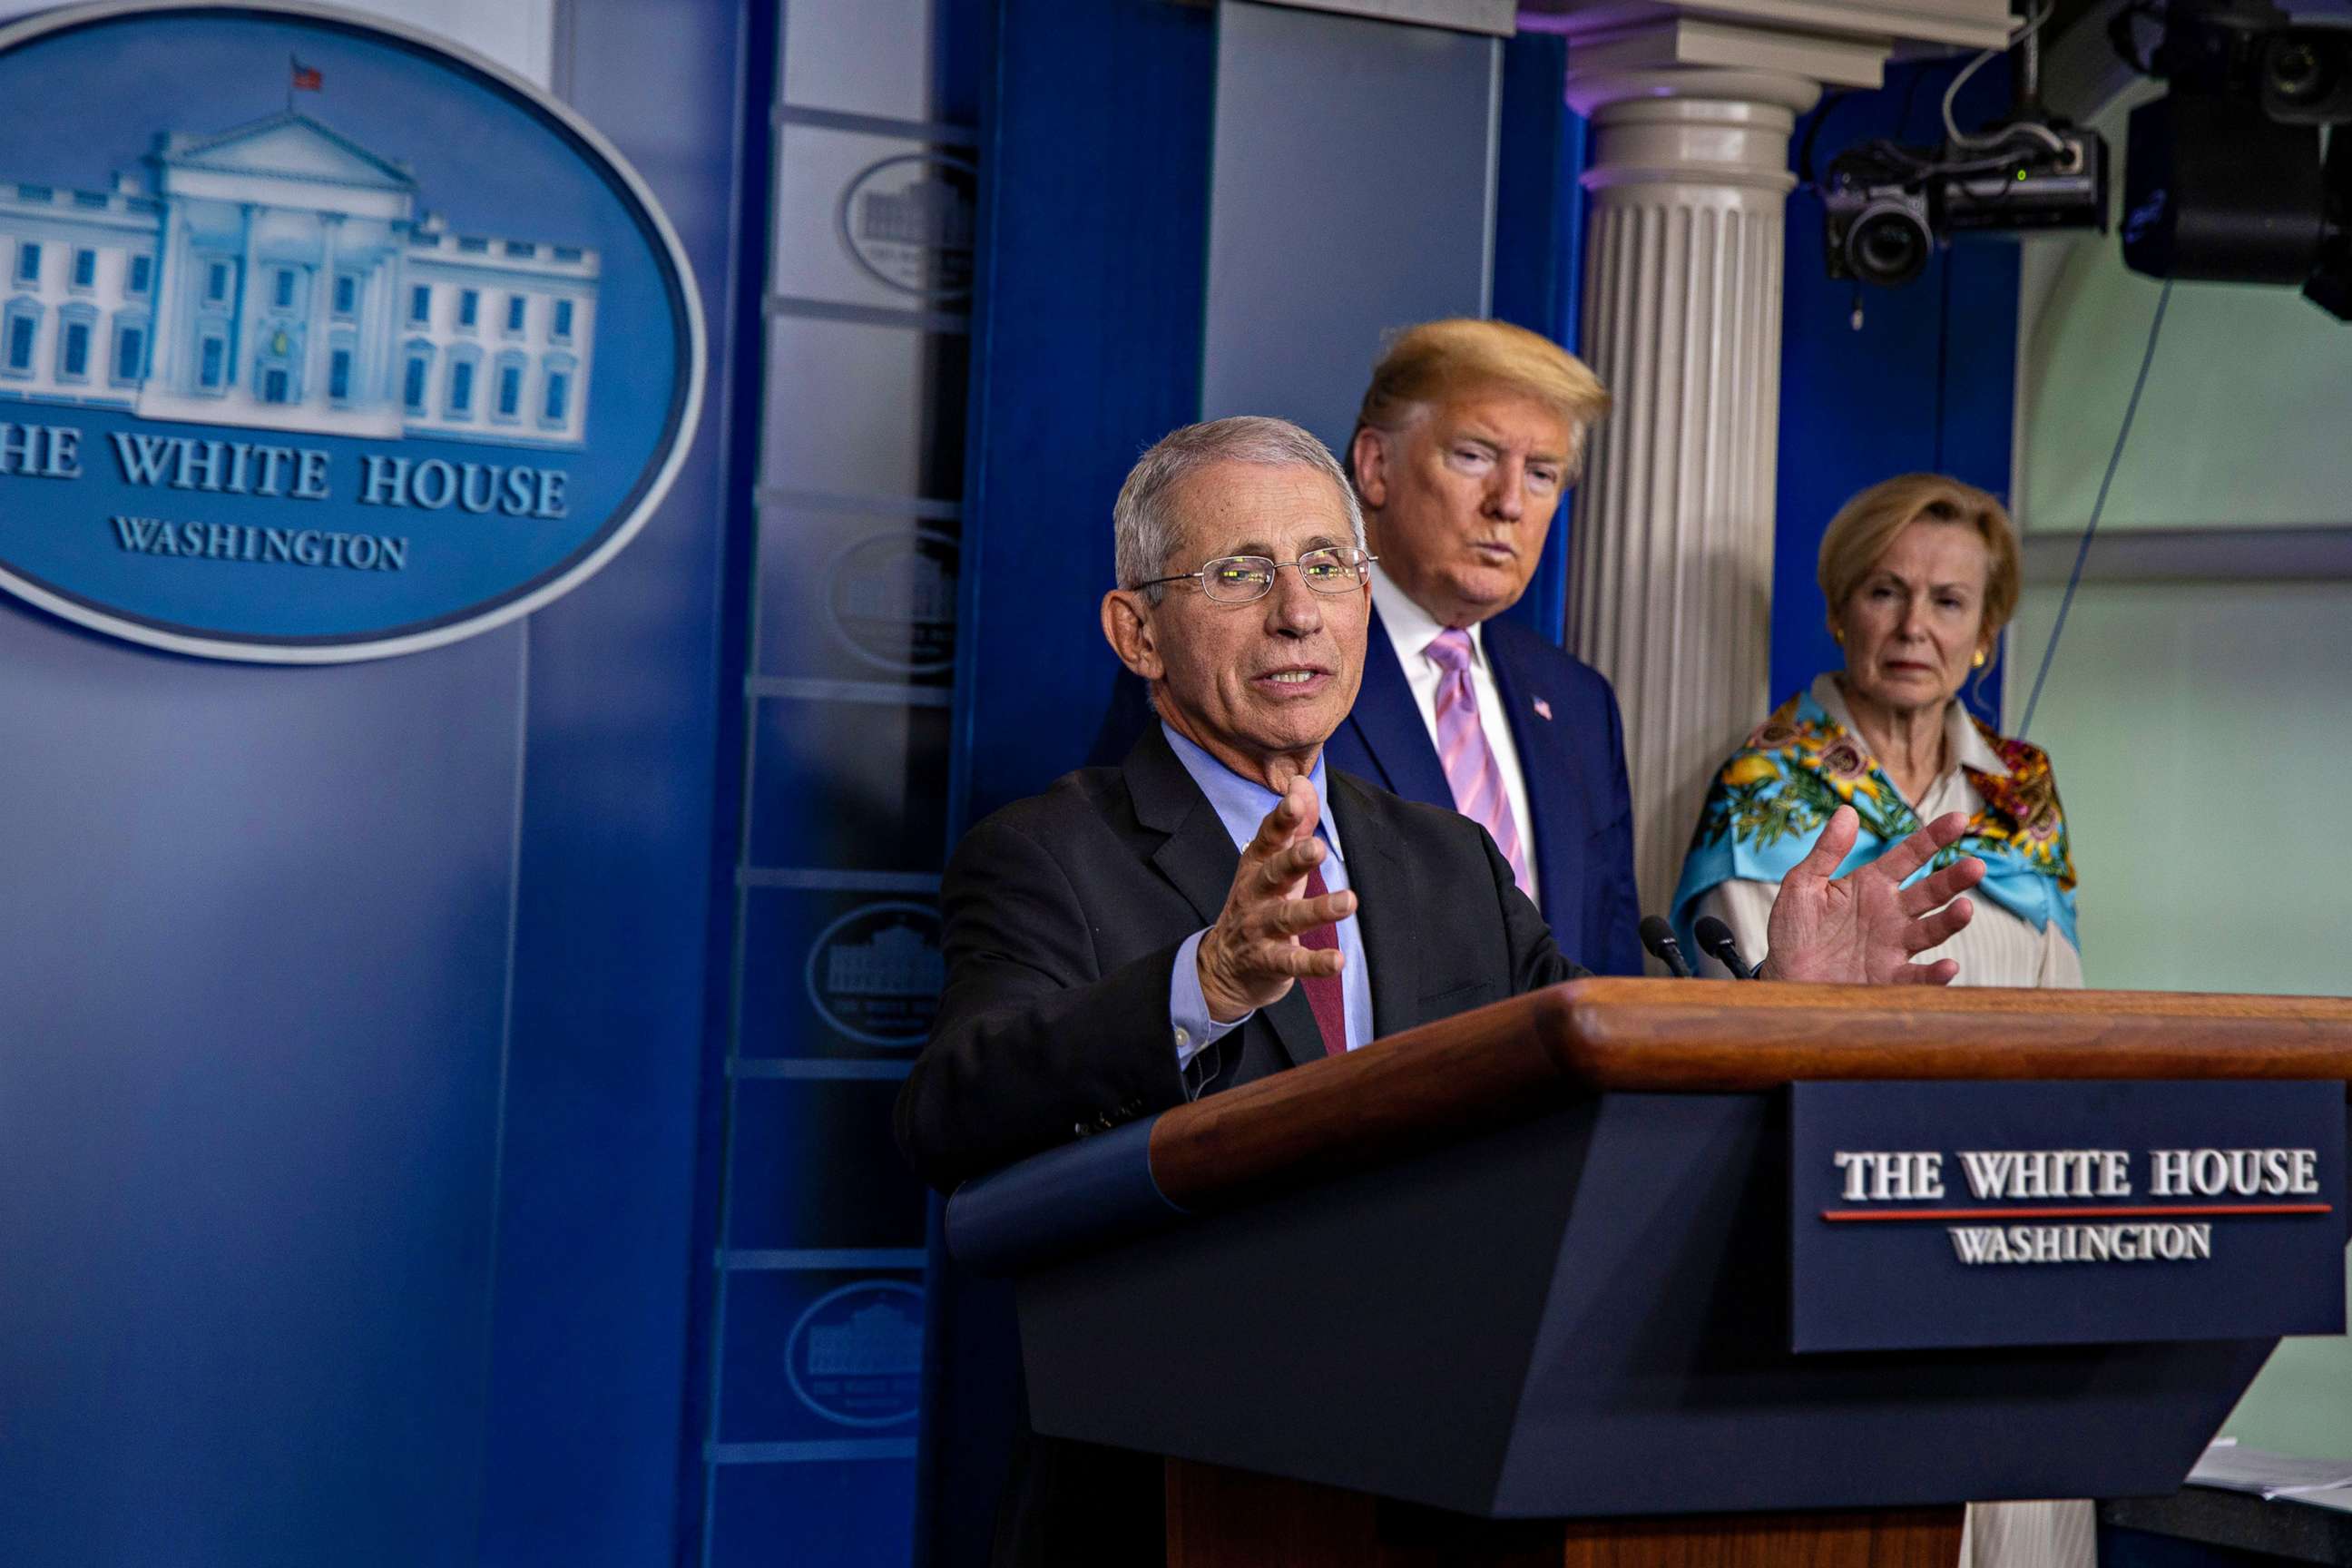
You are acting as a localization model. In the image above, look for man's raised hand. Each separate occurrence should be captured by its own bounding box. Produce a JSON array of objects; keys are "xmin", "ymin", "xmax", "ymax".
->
[
  {"xmin": 1759, "ymin": 808, "xmax": 1986, "ymax": 985},
  {"xmin": 1195, "ymin": 776, "xmax": 1354, "ymax": 1023}
]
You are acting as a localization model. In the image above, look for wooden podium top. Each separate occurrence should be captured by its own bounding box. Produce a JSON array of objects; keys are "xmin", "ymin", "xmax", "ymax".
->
[
  {"xmin": 1148, "ymin": 978, "xmax": 2352, "ymax": 1210},
  {"xmin": 990, "ymin": 980, "xmax": 2352, "ymax": 1525}
]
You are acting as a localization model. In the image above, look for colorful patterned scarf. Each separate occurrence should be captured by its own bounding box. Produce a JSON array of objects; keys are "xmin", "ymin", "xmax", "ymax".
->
[{"xmin": 1671, "ymin": 687, "xmax": 2079, "ymax": 958}]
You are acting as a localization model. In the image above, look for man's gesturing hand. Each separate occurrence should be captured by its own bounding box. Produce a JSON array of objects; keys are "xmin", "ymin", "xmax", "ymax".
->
[
  {"xmin": 1759, "ymin": 807, "xmax": 1986, "ymax": 985},
  {"xmin": 1196, "ymin": 777, "xmax": 1355, "ymax": 1023}
]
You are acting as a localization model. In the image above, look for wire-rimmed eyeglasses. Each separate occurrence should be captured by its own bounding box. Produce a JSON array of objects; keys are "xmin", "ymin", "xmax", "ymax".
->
[{"xmin": 1129, "ymin": 545, "xmax": 1377, "ymax": 604}]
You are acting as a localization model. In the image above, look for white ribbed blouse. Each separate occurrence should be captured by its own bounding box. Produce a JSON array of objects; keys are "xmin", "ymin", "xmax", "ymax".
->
[{"xmin": 1690, "ymin": 674, "xmax": 2091, "ymax": 1568}]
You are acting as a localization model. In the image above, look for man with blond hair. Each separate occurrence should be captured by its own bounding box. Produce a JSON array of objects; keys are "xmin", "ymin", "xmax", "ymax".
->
[
  {"xmin": 1335, "ymin": 317, "xmax": 1640, "ymax": 975},
  {"xmin": 1093, "ymin": 319, "xmax": 1643, "ymax": 973}
]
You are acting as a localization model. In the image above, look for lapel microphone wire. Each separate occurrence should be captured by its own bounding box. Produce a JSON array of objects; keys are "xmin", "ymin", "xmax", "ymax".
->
[{"xmin": 2017, "ymin": 276, "xmax": 2174, "ymax": 740}]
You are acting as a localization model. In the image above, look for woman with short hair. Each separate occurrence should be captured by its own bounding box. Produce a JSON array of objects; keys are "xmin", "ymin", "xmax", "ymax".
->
[
  {"xmin": 1674, "ymin": 473, "xmax": 2087, "ymax": 1567},
  {"xmin": 1672, "ymin": 473, "xmax": 2081, "ymax": 988}
]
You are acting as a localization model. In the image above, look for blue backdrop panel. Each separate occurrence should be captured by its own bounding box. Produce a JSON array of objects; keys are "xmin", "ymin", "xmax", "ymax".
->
[
  {"xmin": 740, "ymin": 887, "xmax": 943, "ymax": 1061},
  {"xmin": 1490, "ymin": 29, "xmax": 1588, "ymax": 644},
  {"xmin": 926, "ymin": 3, "xmax": 1219, "ymax": 1561},
  {"xmin": 0, "ymin": 615, "xmax": 517, "ymax": 1567},
  {"xmin": 760, "ymin": 322, "xmax": 970, "ymax": 504},
  {"xmin": 710, "ymin": 0, "xmax": 992, "ymax": 1556},
  {"xmin": 1936, "ymin": 230, "xmax": 2024, "ymax": 544},
  {"xmin": 471, "ymin": 2, "xmax": 750, "ymax": 1562},
  {"xmin": 951, "ymin": 0, "xmax": 1217, "ymax": 827},
  {"xmin": 710, "ymin": 1455, "xmax": 916, "ymax": 1568},
  {"xmin": 0, "ymin": 5, "xmax": 751, "ymax": 1564},
  {"xmin": 726, "ymin": 1076, "xmax": 930, "ymax": 1253},
  {"xmin": 720, "ymin": 1266, "xmax": 927, "ymax": 1444},
  {"xmin": 749, "ymin": 694, "xmax": 954, "ymax": 871},
  {"xmin": 755, "ymin": 507, "xmax": 959, "ymax": 688},
  {"xmin": 1775, "ymin": 62, "xmax": 2019, "ymax": 727},
  {"xmin": 1200, "ymin": 1, "xmax": 1499, "ymax": 448}
]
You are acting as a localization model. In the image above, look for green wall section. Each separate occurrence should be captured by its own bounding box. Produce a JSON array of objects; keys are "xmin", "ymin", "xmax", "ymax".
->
[
  {"xmin": 2020, "ymin": 85, "xmax": 2352, "ymax": 536},
  {"xmin": 2009, "ymin": 577, "xmax": 2352, "ymax": 1461},
  {"xmin": 2015, "ymin": 183, "xmax": 2352, "ymax": 1464},
  {"xmin": 2009, "ymin": 580, "xmax": 2352, "ymax": 1000}
]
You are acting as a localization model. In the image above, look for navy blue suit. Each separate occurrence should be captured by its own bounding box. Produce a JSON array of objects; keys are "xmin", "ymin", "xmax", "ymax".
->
[{"xmin": 1087, "ymin": 605, "xmax": 1644, "ymax": 977}]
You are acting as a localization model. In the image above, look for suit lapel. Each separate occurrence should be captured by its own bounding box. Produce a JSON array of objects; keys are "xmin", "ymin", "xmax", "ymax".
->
[
  {"xmin": 1257, "ymin": 984, "xmax": 1328, "ymax": 1071},
  {"xmin": 1485, "ymin": 624, "xmax": 1581, "ymax": 928},
  {"xmin": 1124, "ymin": 726, "xmax": 1330, "ymax": 1073},
  {"xmin": 1125, "ymin": 726, "xmax": 1240, "ymax": 926},
  {"xmin": 1345, "ymin": 605, "xmax": 1455, "ymax": 809},
  {"xmin": 1333, "ymin": 775, "xmax": 1418, "ymax": 1039}
]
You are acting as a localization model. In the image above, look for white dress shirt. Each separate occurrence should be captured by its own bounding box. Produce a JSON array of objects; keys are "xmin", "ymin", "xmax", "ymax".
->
[
  {"xmin": 1692, "ymin": 674, "xmax": 2083, "ymax": 990},
  {"xmin": 1367, "ymin": 564, "xmax": 1540, "ymax": 908}
]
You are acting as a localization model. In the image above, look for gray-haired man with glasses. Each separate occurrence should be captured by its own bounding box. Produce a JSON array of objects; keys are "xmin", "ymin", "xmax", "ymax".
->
[
  {"xmin": 897, "ymin": 415, "xmax": 1988, "ymax": 1567},
  {"xmin": 901, "ymin": 414, "xmax": 1985, "ymax": 1190}
]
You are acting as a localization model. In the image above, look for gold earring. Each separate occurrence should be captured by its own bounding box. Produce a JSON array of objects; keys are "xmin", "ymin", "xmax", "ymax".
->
[
  {"xmin": 1971, "ymin": 649, "xmax": 1987, "ymax": 669},
  {"xmin": 1831, "ymin": 627, "xmax": 1845, "ymax": 645}
]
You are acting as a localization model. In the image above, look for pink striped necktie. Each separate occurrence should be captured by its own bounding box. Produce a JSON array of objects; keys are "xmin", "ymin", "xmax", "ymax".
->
[{"xmin": 1425, "ymin": 627, "xmax": 1532, "ymax": 898}]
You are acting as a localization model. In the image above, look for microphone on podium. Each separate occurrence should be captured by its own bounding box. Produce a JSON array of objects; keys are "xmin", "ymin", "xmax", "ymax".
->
[
  {"xmin": 1693, "ymin": 916, "xmax": 1761, "ymax": 980},
  {"xmin": 1638, "ymin": 916, "xmax": 1694, "ymax": 979}
]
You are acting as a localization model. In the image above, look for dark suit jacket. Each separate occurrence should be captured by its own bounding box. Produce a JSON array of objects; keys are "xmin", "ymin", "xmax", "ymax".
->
[
  {"xmin": 896, "ymin": 726, "xmax": 1590, "ymax": 1565},
  {"xmin": 1086, "ymin": 605, "xmax": 1643, "ymax": 977},
  {"xmin": 898, "ymin": 722, "xmax": 1586, "ymax": 1194}
]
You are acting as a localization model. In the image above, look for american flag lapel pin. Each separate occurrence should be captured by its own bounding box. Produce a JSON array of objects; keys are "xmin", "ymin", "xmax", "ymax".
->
[{"xmin": 1533, "ymin": 697, "xmax": 1553, "ymax": 721}]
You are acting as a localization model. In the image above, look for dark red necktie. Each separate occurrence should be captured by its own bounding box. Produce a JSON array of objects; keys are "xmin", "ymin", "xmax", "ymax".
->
[{"xmin": 1298, "ymin": 863, "xmax": 1347, "ymax": 1057}]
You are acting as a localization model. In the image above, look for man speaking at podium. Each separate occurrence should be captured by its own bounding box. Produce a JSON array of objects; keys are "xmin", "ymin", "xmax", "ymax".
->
[
  {"xmin": 897, "ymin": 416, "xmax": 1985, "ymax": 1192},
  {"xmin": 897, "ymin": 416, "xmax": 1988, "ymax": 1564}
]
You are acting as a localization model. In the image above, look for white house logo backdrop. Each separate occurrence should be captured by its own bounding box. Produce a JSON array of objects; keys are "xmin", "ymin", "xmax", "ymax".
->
[
  {"xmin": 0, "ymin": 3, "xmax": 701, "ymax": 662},
  {"xmin": 786, "ymin": 1281, "xmax": 923, "ymax": 1428}
]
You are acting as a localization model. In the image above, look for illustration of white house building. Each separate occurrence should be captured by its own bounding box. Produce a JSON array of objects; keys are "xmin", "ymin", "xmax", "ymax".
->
[
  {"xmin": 807, "ymin": 1302, "xmax": 923, "ymax": 1379},
  {"xmin": 0, "ymin": 112, "xmax": 596, "ymax": 447},
  {"xmin": 826, "ymin": 921, "xmax": 946, "ymax": 1000}
]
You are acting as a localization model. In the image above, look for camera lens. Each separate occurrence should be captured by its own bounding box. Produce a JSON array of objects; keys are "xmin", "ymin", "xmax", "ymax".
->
[
  {"xmin": 2262, "ymin": 32, "xmax": 2352, "ymax": 121},
  {"xmin": 1847, "ymin": 204, "xmax": 1932, "ymax": 287},
  {"xmin": 2270, "ymin": 40, "xmax": 2332, "ymax": 104}
]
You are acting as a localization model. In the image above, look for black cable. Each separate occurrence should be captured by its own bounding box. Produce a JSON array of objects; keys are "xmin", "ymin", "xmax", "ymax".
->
[
  {"xmin": 1839, "ymin": 125, "xmax": 2068, "ymax": 184},
  {"xmin": 1805, "ymin": 59, "xmax": 1959, "ymax": 194},
  {"xmin": 2018, "ymin": 277, "xmax": 2175, "ymax": 739},
  {"xmin": 1896, "ymin": 60, "xmax": 1936, "ymax": 142},
  {"xmin": 1810, "ymin": 53, "xmax": 2058, "ymax": 197},
  {"xmin": 1797, "ymin": 89, "xmax": 1855, "ymax": 191}
]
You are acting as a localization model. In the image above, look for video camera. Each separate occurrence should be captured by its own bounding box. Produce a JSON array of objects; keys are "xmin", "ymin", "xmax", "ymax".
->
[
  {"xmin": 2118, "ymin": 0, "xmax": 2352, "ymax": 317},
  {"xmin": 1825, "ymin": 122, "xmax": 2109, "ymax": 288}
]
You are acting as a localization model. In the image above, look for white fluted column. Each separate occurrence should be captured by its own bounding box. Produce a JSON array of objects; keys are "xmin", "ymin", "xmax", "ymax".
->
[{"xmin": 1564, "ymin": 66, "xmax": 1820, "ymax": 924}]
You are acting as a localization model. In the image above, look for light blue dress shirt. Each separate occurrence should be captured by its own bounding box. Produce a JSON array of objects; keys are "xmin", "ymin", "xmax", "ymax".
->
[{"xmin": 1161, "ymin": 723, "xmax": 1375, "ymax": 1075}]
